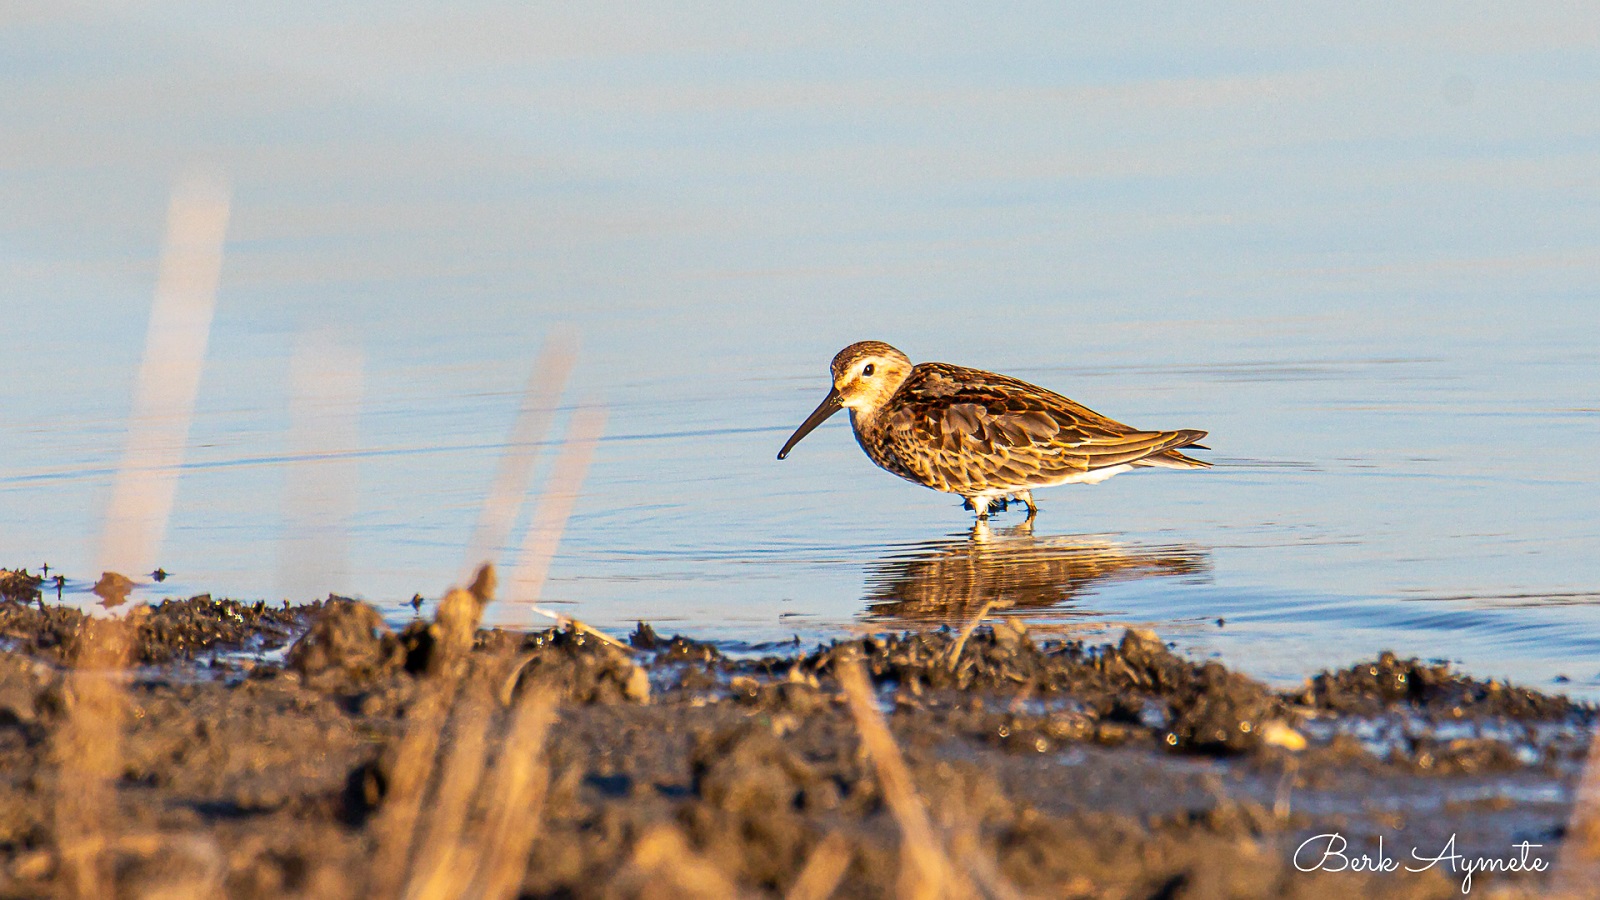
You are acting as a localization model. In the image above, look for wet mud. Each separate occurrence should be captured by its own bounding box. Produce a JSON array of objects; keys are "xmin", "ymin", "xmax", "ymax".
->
[{"xmin": 0, "ymin": 584, "xmax": 1594, "ymax": 898}]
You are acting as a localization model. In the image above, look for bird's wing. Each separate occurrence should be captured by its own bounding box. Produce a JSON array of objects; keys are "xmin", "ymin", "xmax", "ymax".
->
[{"xmin": 882, "ymin": 364, "xmax": 1206, "ymax": 492}]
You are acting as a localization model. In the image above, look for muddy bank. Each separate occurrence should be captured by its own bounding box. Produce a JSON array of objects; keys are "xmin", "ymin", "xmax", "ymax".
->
[{"xmin": 0, "ymin": 585, "xmax": 1594, "ymax": 898}]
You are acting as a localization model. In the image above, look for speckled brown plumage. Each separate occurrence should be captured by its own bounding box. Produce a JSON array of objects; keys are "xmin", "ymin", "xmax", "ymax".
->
[
  {"xmin": 778, "ymin": 341, "xmax": 1210, "ymax": 520},
  {"xmin": 857, "ymin": 361, "xmax": 1208, "ymax": 492}
]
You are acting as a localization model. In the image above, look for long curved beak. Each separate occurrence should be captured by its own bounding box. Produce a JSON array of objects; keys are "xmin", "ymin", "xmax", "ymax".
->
[{"xmin": 777, "ymin": 388, "xmax": 844, "ymax": 460}]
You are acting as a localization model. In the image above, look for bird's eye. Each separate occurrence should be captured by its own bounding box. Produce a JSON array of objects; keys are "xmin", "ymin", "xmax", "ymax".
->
[{"xmin": 862, "ymin": 364, "xmax": 875, "ymax": 377}]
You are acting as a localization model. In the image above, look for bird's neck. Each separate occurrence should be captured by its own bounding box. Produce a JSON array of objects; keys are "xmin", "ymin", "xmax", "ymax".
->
[
  {"xmin": 848, "ymin": 406, "xmax": 890, "ymax": 454},
  {"xmin": 848, "ymin": 405, "xmax": 881, "ymax": 433}
]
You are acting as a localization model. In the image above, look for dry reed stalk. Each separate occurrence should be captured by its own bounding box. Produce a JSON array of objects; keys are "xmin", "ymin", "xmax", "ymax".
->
[
  {"xmin": 432, "ymin": 570, "xmax": 495, "ymax": 673},
  {"xmin": 278, "ymin": 329, "xmax": 364, "ymax": 600},
  {"xmin": 1551, "ymin": 725, "xmax": 1600, "ymax": 897},
  {"xmin": 386, "ymin": 649, "xmax": 561, "ymax": 900},
  {"xmin": 374, "ymin": 401, "xmax": 597, "ymax": 896},
  {"xmin": 836, "ymin": 656, "xmax": 966, "ymax": 900},
  {"xmin": 392, "ymin": 657, "xmax": 560, "ymax": 900},
  {"xmin": 946, "ymin": 600, "xmax": 995, "ymax": 672},
  {"xmin": 369, "ymin": 570, "xmax": 496, "ymax": 897},
  {"xmin": 502, "ymin": 403, "xmax": 631, "ymax": 651},
  {"xmin": 369, "ymin": 570, "xmax": 489, "ymax": 890},
  {"xmin": 53, "ymin": 175, "xmax": 231, "ymax": 897},
  {"xmin": 468, "ymin": 689, "xmax": 558, "ymax": 900},
  {"xmin": 784, "ymin": 831, "xmax": 853, "ymax": 900},
  {"xmin": 508, "ymin": 405, "xmax": 606, "ymax": 607},
  {"xmin": 552, "ymin": 613, "xmax": 635, "ymax": 652},
  {"xmin": 461, "ymin": 335, "xmax": 578, "ymax": 583},
  {"xmin": 98, "ymin": 175, "xmax": 229, "ymax": 577},
  {"xmin": 368, "ymin": 678, "xmax": 457, "ymax": 899},
  {"xmin": 53, "ymin": 624, "xmax": 228, "ymax": 899},
  {"xmin": 403, "ymin": 688, "xmax": 495, "ymax": 900},
  {"xmin": 375, "ymin": 389, "xmax": 605, "ymax": 898},
  {"xmin": 51, "ymin": 619, "xmax": 132, "ymax": 899}
]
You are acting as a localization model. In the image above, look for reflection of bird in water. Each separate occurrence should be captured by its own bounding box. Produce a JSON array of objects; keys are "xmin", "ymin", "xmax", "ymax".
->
[
  {"xmin": 777, "ymin": 341, "xmax": 1209, "ymax": 520},
  {"xmin": 861, "ymin": 524, "xmax": 1208, "ymax": 623}
]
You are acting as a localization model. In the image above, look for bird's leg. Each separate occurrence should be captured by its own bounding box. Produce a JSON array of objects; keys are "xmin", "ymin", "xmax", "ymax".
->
[
  {"xmin": 1015, "ymin": 490, "xmax": 1038, "ymax": 517},
  {"xmin": 965, "ymin": 495, "xmax": 991, "ymax": 520}
]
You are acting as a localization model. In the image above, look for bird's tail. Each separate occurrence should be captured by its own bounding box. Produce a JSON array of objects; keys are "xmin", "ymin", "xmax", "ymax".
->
[{"xmin": 1132, "ymin": 430, "xmax": 1210, "ymax": 469}]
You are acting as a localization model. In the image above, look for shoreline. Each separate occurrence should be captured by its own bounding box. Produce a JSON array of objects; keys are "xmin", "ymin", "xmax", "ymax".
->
[{"xmin": 1, "ymin": 573, "xmax": 1597, "ymax": 897}]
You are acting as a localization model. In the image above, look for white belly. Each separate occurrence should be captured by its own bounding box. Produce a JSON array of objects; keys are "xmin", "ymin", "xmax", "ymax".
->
[
  {"xmin": 1052, "ymin": 464, "xmax": 1133, "ymax": 486},
  {"xmin": 968, "ymin": 464, "xmax": 1134, "ymax": 500}
]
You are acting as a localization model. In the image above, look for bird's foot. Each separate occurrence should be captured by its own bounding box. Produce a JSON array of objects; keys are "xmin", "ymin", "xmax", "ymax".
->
[{"xmin": 963, "ymin": 495, "xmax": 995, "ymax": 520}]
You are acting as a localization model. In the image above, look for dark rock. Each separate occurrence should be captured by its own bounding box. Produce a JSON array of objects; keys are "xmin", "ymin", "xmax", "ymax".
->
[{"xmin": 286, "ymin": 599, "xmax": 403, "ymax": 686}]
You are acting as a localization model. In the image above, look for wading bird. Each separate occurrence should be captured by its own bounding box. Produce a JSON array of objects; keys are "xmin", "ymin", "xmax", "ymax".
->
[{"xmin": 778, "ymin": 341, "xmax": 1209, "ymax": 520}]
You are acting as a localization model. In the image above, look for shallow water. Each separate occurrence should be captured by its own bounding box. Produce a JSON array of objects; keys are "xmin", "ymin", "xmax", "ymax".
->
[{"xmin": 3, "ymin": 5, "xmax": 1598, "ymax": 694}]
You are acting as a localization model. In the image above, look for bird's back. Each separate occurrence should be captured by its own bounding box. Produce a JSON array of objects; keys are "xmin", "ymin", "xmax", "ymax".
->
[{"xmin": 855, "ymin": 362, "xmax": 1207, "ymax": 495}]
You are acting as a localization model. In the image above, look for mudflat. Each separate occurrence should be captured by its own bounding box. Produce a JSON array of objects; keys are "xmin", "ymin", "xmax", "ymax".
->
[{"xmin": 0, "ymin": 567, "xmax": 1594, "ymax": 898}]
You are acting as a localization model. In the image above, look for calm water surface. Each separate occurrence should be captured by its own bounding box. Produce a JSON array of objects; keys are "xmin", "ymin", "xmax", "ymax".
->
[{"xmin": 3, "ymin": 5, "xmax": 1598, "ymax": 694}]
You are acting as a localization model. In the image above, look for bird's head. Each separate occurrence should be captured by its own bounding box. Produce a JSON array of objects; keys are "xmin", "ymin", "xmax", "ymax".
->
[
  {"xmin": 778, "ymin": 341, "xmax": 912, "ymax": 459},
  {"xmin": 828, "ymin": 341, "xmax": 913, "ymax": 413}
]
